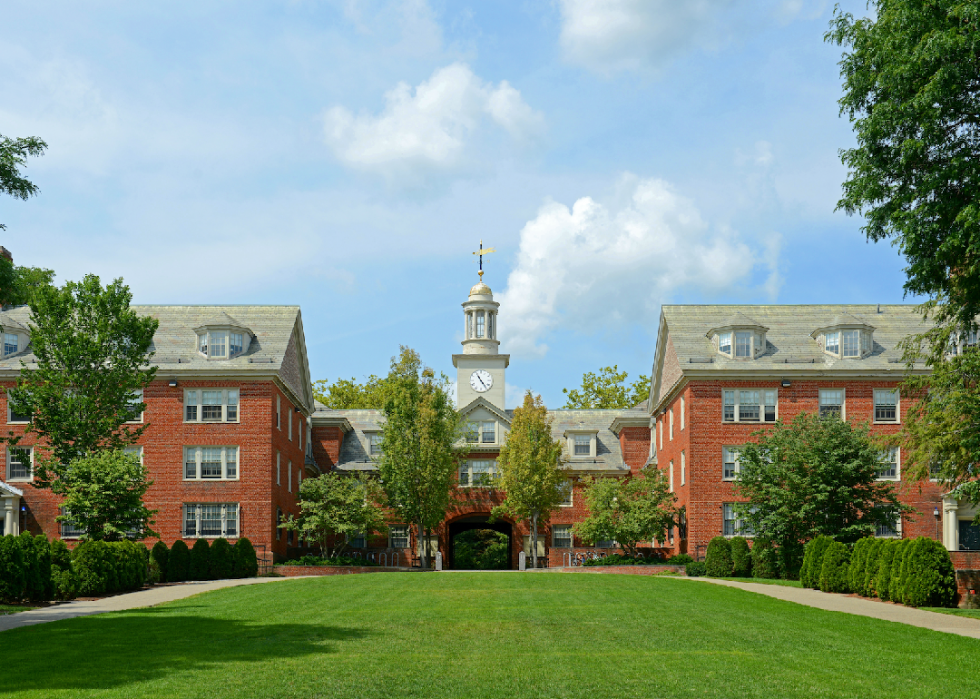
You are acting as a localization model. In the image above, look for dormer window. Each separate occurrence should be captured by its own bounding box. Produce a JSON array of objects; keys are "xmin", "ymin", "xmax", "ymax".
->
[
  {"xmin": 565, "ymin": 430, "xmax": 598, "ymax": 459},
  {"xmin": 707, "ymin": 315, "xmax": 769, "ymax": 360},
  {"xmin": 735, "ymin": 332, "xmax": 752, "ymax": 358},
  {"xmin": 813, "ymin": 316, "xmax": 875, "ymax": 359},
  {"xmin": 3, "ymin": 333, "xmax": 17, "ymax": 356},
  {"xmin": 194, "ymin": 314, "xmax": 252, "ymax": 360},
  {"xmin": 719, "ymin": 332, "xmax": 732, "ymax": 355}
]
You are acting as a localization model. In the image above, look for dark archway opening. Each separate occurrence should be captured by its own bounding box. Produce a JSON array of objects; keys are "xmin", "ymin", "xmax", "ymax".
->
[{"xmin": 448, "ymin": 516, "xmax": 513, "ymax": 570}]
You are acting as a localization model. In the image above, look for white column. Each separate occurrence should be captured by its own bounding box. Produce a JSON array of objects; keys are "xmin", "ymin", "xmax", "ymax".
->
[
  {"xmin": 3, "ymin": 497, "xmax": 16, "ymax": 536},
  {"xmin": 943, "ymin": 496, "xmax": 959, "ymax": 550}
]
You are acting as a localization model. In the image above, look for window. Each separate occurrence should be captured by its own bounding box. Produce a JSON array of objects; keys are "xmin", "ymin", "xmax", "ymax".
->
[
  {"xmin": 669, "ymin": 409, "xmax": 674, "ymax": 440},
  {"xmin": 878, "ymin": 447, "xmax": 900, "ymax": 480},
  {"xmin": 277, "ymin": 395, "xmax": 281, "ymax": 429},
  {"xmin": 276, "ymin": 508, "xmax": 283, "ymax": 540},
  {"xmin": 349, "ymin": 533, "xmax": 365, "ymax": 549},
  {"xmin": 842, "ymin": 329, "xmax": 861, "ymax": 357},
  {"xmin": 230, "ymin": 333, "xmax": 244, "ymax": 356},
  {"xmin": 875, "ymin": 507, "xmax": 900, "ymax": 538},
  {"xmin": 668, "ymin": 460, "xmax": 674, "ymax": 492},
  {"xmin": 680, "ymin": 397, "xmax": 685, "ymax": 430},
  {"xmin": 559, "ymin": 480, "xmax": 573, "ymax": 507},
  {"xmin": 60, "ymin": 510, "xmax": 86, "ymax": 539},
  {"xmin": 658, "ymin": 421, "xmax": 663, "ymax": 450},
  {"xmin": 874, "ymin": 390, "xmax": 898, "ymax": 423},
  {"xmin": 276, "ymin": 451, "xmax": 281, "ymax": 485},
  {"xmin": 735, "ymin": 331, "xmax": 752, "ymax": 358},
  {"xmin": 467, "ymin": 313, "xmax": 473, "ymax": 339},
  {"xmin": 481, "ymin": 421, "xmax": 495, "ymax": 444},
  {"xmin": 552, "ymin": 525, "xmax": 572, "ymax": 549},
  {"xmin": 8, "ymin": 399, "xmax": 30, "ymax": 424},
  {"xmin": 574, "ymin": 435, "xmax": 590, "ymax": 456},
  {"xmin": 3, "ymin": 334, "xmax": 17, "ymax": 356},
  {"xmin": 596, "ymin": 538, "xmax": 616, "ymax": 549},
  {"xmin": 6, "ymin": 446, "xmax": 31, "ymax": 481},
  {"xmin": 184, "ymin": 503, "xmax": 238, "ymax": 538},
  {"xmin": 288, "ymin": 462, "xmax": 292, "ymax": 492},
  {"xmin": 723, "ymin": 504, "xmax": 755, "ymax": 536},
  {"xmin": 465, "ymin": 422, "xmax": 479, "ymax": 443},
  {"xmin": 723, "ymin": 447, "xmax": 740, "ymax": 481},
  {"xmin": 819, "ymin": 389, "xmax": 843, "ymax": 418},
  {"xmin": 719, "ymin": 332, "xmax": 732, "ymax": 355},
  {"xmin": 722, "ymin": 390, "xmax": 777, "ymax": 423},
  {"xmin": 476, "ymin": 311, "xmax": 485, "ymax": 338},
  {"xmin": 288, "ymin": 409, "xmax": 292, "ymax": 440},
  {"xmin": 389, "ymin": 525, "xmax": 410, "ymax": 548},
  {"xmin": 460, "ymin": 459, "xmax": 498, "ymax": 487},
  {"xmin": 367, "ymin": 433, "xmax": 382, "ymax": 456},
  {"xmin": 488, "ymin": 313, "xmax": 495, "ymax": 339},
  {"xmin": 183, "ymin": 446, "xmax": 239, "ymax": 480},
  {"xmin": 126, "ymin": 389, "xmax": 144, "ymax": 423},
  {"xmin": 185, "ymin": 389, "xmax": 239, "ymax": 423},
  {"xmin": 680, "ymin": 451, "xmax": 686, "ymax": 486},
  {"xmin": 825, "ymin": 331, "xmax": 840, "ymax": 355}
]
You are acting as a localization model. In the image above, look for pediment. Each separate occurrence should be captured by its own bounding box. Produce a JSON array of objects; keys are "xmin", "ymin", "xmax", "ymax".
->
[{"xmin": 458, "ymin": 396, "xmax": 511, "ymax": 426}]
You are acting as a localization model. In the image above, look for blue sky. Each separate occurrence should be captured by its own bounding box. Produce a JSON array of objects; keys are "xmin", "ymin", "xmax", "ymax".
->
[{"xmin": 2, "ymin": 0, "xmax": 916, "ymax": 407}]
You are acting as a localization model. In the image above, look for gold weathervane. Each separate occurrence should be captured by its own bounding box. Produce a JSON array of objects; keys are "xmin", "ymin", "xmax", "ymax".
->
[{"xmin": 472, "ymin": 240, "xmax": 496, "ymax": 281}]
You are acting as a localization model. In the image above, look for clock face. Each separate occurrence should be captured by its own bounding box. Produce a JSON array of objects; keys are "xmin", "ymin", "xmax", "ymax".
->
[{"xmin": 470, "ymin": 369, "xmax": 493, "ymax": 393}]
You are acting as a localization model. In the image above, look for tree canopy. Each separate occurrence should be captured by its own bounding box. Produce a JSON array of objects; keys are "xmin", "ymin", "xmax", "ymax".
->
[
  {"xmin": 562, "ymin": 365, "xmax": 650, "ymax": 409},
  {"xmin": 492, "ymin": 391, "xmax": 568, "ymax": 569},
  {"xmin": 0, "ymin": 133, "xmax": 47, "ymax": 232},
  {"xmin": 313, "ymin": 374, "xmax": 396, "ymax": 409},
  {"xmin": 826, "ymin": 1, "xmax": 980, "ymax": 330},
  {"xmin": 0, "ymin": 259, "xmax": 56, "ymax": 309}
]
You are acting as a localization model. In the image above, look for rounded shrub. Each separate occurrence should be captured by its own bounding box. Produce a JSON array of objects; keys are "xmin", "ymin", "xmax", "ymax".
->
[
  {"xmin": 233, "ymin": 537, "xmax": 259, "ymax": 578},
  {"xmin": 209, "ymin": 538, "xmax": 235, "ymax": 579},
  {"xmin": 749, "ymin": 536, "xmax": 778, "ymax": 579},
  {"xmin": 50, "ymin": 538, "xmax": 71, "ymax": 570},
  {"xmin": 685, "ymin": 561, "xmax": 707, "ymax": 577},
  {"xmin": 704, "ymin": 537, "xmax": 733, "ymax": 577},
  {"xmin": 190, "ymin": 539, "xmax": 211, "ymax": 581},
  {"xmin": 847, "ymin": 537, "xmax": 870, "ymax": 593},
  {"xmin": 0, "ymin": 535, "xmax": 27, "ymax": 603},
  {"xmin": 150, "ymin": 541, "xmax": 169, "ymax": 583},
  {"xmin": 72, "ymin": 540, "xmax": 112, "ymax": 596},
  {"xmin": 168, "ymin": 540, "xmax": 190, "ymax": 582},
  {"xmin": 666, "ymin": 553, "xmax": 694, "ymax": 565},
  {"xmin": 889, "ymin": 539, "xmax": 913, "ymax": 604},
  {"xmin": 729, "ymin": 537, "xmax": 752, "ymax": 577},
  {"xmin": 801, "ymin": 536, "xmax": 834, "ymax": 589},
  {"xmin": 875, "ymin": 539, "xmax": 901, "ymax": 600},
  {"xmin": 27, "ymin": 534, "xmax": 53, "ymax": 602},
  {"xmin": 901, "ymin": 537, "xmax": 956, "ymax": 608},
  {"xmin": 861, "ymin": 538, "xmax": 884, "ymax": 597},
  {"xmin": 818, "ymin": 541, "xmax": 851, "ymax": 593}
]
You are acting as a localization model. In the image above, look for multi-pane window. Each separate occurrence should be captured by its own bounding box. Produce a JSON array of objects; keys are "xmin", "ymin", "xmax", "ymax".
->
[
  {"xmin": 460, "ymin": 459, "xmax": 498, "ymax": 487},
  {"xmin": 719, "ymin": 332, "xmax": 732, "ymax": 355},
  {"xmin": 184, "ymin": 446, "xmax": 238, "ymax": 480},
  {"xmin": 482, "ymin": 421, "xmax": 495, "ymax": 444},
  {"xmin": 723, "ymin": 447, "xmax": 739, "ymax": 480},
  {"xmin": 559, "ymin": 480, "xmax": 573, "ymax": 507},
  {"xmin": 596, "ymin": 538, "xmax": 616, "ymax": 548},
  {"xmin": 184, "ymin": 503, "xmax": 238, "ymax": 538},
  {"xmin": 288, "ymin": 409, "xmax": 292, "ymax": 440},
  {"xmin": 668, "ymin": 460, "xmax": 674, "ymax": 492},
  {"xmin": 349, "ymin": 533, "xmax": 366, "ymax": 549},
  {"xmin": 126, "ymin": 389, "xmax": 144, "ymax": 422},
  {"xmin": 722, "ymin": 390, "xmax": 777, "ymax": 422},
  {"xmin": 389, "ymin": 525, "xmax": 410, "ymax": 548},
  {"xmin": 875, "ymin": 507, "xmax": 900, "ymax": 538},
  {"xmin": 658, "ymin": 421, "xmax": 663, "ymax": 450},
  {"xmin": 574, "ymin": 435, "xmax": 590, "ymax": 456},
  {"xmin": 60, "ymin": 510, "xmax": 86, "ymax": 539},
  {"xmin": 819, "ymin": 389, "xmax": 843, "ymax": 418},
  {"xmin": 368, "ymin": 433, "xmax": 382, "ymax": 456},
  {"xmin": 476, "ymin": 311, "xmax": 485, "ymax": 338},
  {"xmin": 874, "ymin": 390, "xmax": 898, "ymax": 422},
  {"xmin": 669, "ymin": 409, "xmax": 674, "ymax": 440},
  {"xmin": 465, "ymin": 422, "xmax": 479, "ymax": 443},
  {"xmin": 680, "ymin": 451, "xmax": 686, "ymax": 485},
  {"xmin": 184, "ymin": 389, "xmax": 239, "ymax": 422},
  {"xmin": 488, "ymin": 313, "xmax": 495, "ymax": 339},
  {"xmin": 6, "ymin": 446, "xmax": 31, "ymax": 481},
  {"xmin": 723, "ymin": 504, "xmax": 755, "ymax": 536},
  {"xmin": 825, "ymin": 331, "xmax": 840, "ymax": 355},
  {"xmin": 735, "ymin": 332, "xmax": 752, "ymax": 358},
  {"xmin": 680, "ymin": 397, "xmax": 685, "ymax": 430},
  {"xmin": 230, "ymin": 333, "xmax": 244, "ymax": 356},
  {"xmin": 552, "ymin": 525, "xmax": 572, "ymax": 549},
  {"xmin": 8, "ymin": 399, "xmax": 31, "ymax": 423},
  {"xmin": 3, "ymin": 334, "xmax": 18, "ymax": 356},
  {"xmin": 878, "ymin": 447, "xmax": 899, "ymax": 480}
]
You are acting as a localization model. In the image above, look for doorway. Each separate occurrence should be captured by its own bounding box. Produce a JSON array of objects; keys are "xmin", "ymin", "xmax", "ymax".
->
[{"xmin": 448, "ymin": 516, "xmax": 513, "ymax": 570}]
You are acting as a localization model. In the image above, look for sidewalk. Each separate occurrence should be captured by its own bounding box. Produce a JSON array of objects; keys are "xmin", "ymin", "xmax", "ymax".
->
[
  {"xmin": 0, "ymin": 577, "xmax": 296, "ymax": 633},
  {"xmin": 685, "ymin": 576, "xmax": 980, "ymax": 640}
]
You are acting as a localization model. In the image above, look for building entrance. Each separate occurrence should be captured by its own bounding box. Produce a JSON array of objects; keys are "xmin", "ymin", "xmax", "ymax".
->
[{"xmin": 448, "ymin": 516, "xmax": 513, "ymax": 570}]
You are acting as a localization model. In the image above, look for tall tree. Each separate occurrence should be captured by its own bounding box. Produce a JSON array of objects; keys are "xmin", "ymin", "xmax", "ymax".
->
[
  {"xmin": 313, "ymin": 374, "xmax": 396, "ymax": 409},
  {"xmin": 0, "ymin": 133, "xmax": 47, "ymax": 232},
  {"xmin": 492, "ymin": 391, "xmax": 568, "ymax": 569},
  {"xmin": 375, "ymin": 347, "xmax": 461, "ymax": 569},
  {"xmin": 562, "ymin": 365, "xmax": 650, "ymax": 409},
  {"xmin": 826, "ymin": 2, "xmax": 980, "ymax": 331},
  {"xmin": 278, "ymin": 473, "xmax": 387, "ymax": 559},
  {"xmin": 574, "ymin": 467, "xmax": 676, "ymax": 558},
  {"xmin": 6, "ymin": 275, "xmax": 159, "ymax": 485},
  {"xmin": 0, "ymin": 259, "xmax": 56, "ymax": 308},
  {"xmin": 733, "ymin": 413, "xmax": 911, "ymax": 578}
]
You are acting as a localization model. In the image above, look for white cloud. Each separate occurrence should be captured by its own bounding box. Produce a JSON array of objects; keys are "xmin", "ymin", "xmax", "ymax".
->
[
  {"xmin": 498, "ymin": 176, "xmax": 775, "ymax": 357},
  {"xmin": 558, "ymin": 0, "xmax": 733, "ymax": 74},
  {"xmin": 323, "ymin": 62, "xmax": 543, "ymax": 177}
]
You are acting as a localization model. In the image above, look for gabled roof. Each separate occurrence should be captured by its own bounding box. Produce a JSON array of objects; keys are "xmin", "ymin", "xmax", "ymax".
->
[
  {"xmin": 0, "ymin": 480, "xmax": 24, "ymax": 497},
  {"xmin": 193, "ymin": 311, "xmax": 252, "ymax": 334},
  {"xmin": 458, "ymin": 396, "xmax": 512, "ymax": 425}
]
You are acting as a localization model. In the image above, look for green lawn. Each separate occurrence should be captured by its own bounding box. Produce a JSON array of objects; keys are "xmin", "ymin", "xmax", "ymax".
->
[
  {"xmin": 3, "ymin": 573, "xmax": 979, "ymax": 698},
  {"xmin": 714, "ymin": 577, "xmax": 803, "ymax": 587},
  {"xmin": 0, "ymin": 604, "xmax": 34, "ymax": 616},
  {"xmin": 922, "ymin": 607, "xmax": 980, "ymax": 619}
]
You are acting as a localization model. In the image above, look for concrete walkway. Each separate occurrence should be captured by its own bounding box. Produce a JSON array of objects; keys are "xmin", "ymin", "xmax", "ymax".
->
[
  {"xmin": 685, "ymin": 577, "xmax": 980, "ymax": 640},
  {"xmin": 0, "ymin": 577, "xmax": 297, "ymax": 633}
]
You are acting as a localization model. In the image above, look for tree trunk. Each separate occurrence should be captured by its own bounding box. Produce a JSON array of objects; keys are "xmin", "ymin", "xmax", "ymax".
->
[{"xmin": 531, "ymin": 511, "xmax": 538, "ymax": 569}]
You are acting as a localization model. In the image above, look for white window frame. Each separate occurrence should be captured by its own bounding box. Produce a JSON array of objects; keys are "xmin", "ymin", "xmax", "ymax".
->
[
  {"xmin": 276, "ymin": 395, "xmax": 281, "ymax": 430},
  {"xmin": 722, "ymin": 446, "xmax": 740, "ymax": 481},
  {"xmin": 6, "ymin": 446, "xmax": 32, "ymax": 482},
  {"xmin": 184, "ymin": 388, "xmax": 240, "ymax": 423},
  {"xmin": 183, "ymin": 446, "xmax": 239, "ymax": 481},
  {"xmin": 658, "ymin": 420, "xmax": 663, "ymax": 450},
  {"xmin": 573, "ymin": 434, "xmax": 591, "ymax": 456},
  {"xmin": 559, "ymin": 480, "xmax": 573, "ymax": 507},
  {"xmin": 389, "ymin": 525, "xmax": 410, "ymax": 548},
  {"xmin": 680, "ymin": 451, "xmax": 686, "ymax": 486},
  {"xmin": 59, "ymin": 508, "xmax": 86, "ymax": 539},
  {"xmin": 7, "ymin": 397, "xmax": 31, "ymax": 424},
  {"xmin": 722, "ymin": 389, "xmax": 778, "ymax": 423},
  {"xmin": 126, "ymin": 389, "xmax": 145, "ymax": 424},
  {"xmin": 873, "ymin": 389, "xmax": 899, "ymax": 424},
  {"xmin": 668, "ymin": 460, "xmax": 674, "ymax": 492},
  {"xmin": 552, "ymin": 524, "xmax": 572, "ymax": 549},
  {"xmin": 460, "ymin": 459, "xmax": 498, "ymax": 487},
  {"xmin": 680, "ymin": 396, "xmax": 685, "ymax": 430},
  {"xmin": 875, "ymin": 506, "xmax": 902, "ymax": 538},
  {"xmin": 877, "ymin": 447, "xmax": 900, "ymax": 481},
  {"xmin": 819, "ymin": 388, "xmax": 845, "ymax": 419},
  {"xmin": 481, "ymin": 421, "xmax": 496, "ymax": 445},
  {"xmin": 722, "ymin": 503, "xmax": 755, "ymax": 537},
  {"xmin": 3, "ymin": 333, "xmax": 18, "ymax": 356},
  {"xmin": 669, "ymin": 408, "xmax": 674, "ymax": 441},
  {"xmin": 366, "ymin": 432, "xmax": 383, "ymax": 456},
  {"xmin": 718, "ymin": 331, "xmax": 732, "ymax": 355},
  {"xmin": 183, "ymin": 503, "xmax": 239, "ymax": 538},
  {"xmin": 567, "ymin": 431, "xmax": 598, "ymax": 459}
]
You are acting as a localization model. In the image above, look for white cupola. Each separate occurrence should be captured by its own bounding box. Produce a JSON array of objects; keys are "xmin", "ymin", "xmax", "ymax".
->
[{"xmin": 461, "ymin": 281, "xmax": 500, "ymax": 355}]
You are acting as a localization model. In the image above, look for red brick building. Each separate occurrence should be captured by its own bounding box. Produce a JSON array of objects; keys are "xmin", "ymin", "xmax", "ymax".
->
[{"xmin": 0, "ymin": 305, "xmax": 316, "ymax": 565}]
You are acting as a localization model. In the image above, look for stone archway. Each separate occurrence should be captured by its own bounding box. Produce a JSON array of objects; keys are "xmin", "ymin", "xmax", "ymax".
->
[{"xmin": 447, "ymin": 515, "xmax": 514, "ymax": 570}]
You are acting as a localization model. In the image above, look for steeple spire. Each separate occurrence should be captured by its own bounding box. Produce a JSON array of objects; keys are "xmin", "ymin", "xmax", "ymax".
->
[{"xmin": 472, "ymin": 240, "xmax": 496, "ymax": 282}]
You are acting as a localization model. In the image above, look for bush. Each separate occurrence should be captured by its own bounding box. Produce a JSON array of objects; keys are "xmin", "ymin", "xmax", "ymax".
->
[
  {"xmin": 666, "ymin": 553, "xmax": 694, "ymax": 565},
  {"xmin": 847, "ymin": 537, "xmax": 869, "ymax": 594},
  {"xmin": 901, "ymin": 537, "xmax": 956, "ymax": 608},
  {"xmin": 51, "ymin": 538, "xmax": 71, "ymax": 569},
  {"xmin": 704, "ymin": 537, "xmax": 733, "ymax": 577},
  {"xmin": 686, "ymin": 561, "xmax": 707, "ymax": 577},
  {"xmin": 889, "ymin": 539, "xmax": 913, "ymax": 604},
  {"xmin": 209, "ymin": 538, "xmax": 235, "ymax": 579},
  {"xmin": 729, "ymin": 537, "xmax": 752, "ymax": 577},
  {"xmin": 0, "ymin": 535, "xmax": 27, "ymax": 602},
  {"xmin": 25, "ymin": 534, "xmax": 53, "ymax": 602},
  {"xmin": 150, "ymin": 541, "xmax": 169, "ymax": 583},
  {"xmin": 168, "ymin": 540, "xmax": 190, "ymax": 582},
  {"xmin": 861, "ymin": 538, "xmax": 885, "ymax": 597},
  {"xmin": 233, "ymin": 538, "xmax": 259, "ymax": 578},
  {"xmin": 800, "ymin": 536, "xmax": 834, "ymax": 588},
  {"xmin": 190, "ymin": 539, "xmax": 211, "ymax": 581},
  {"xmin": 148, "ymin": 559, "xmax": 162, "ymax": 585},
  {"xmin": 72, "ymin": 540, "xmax": 147, "ymax": 596},
  {"xmin": 750, "ymin": 537, "xmax": 779, "ymax": 579},
  {"xmin": 875, "ymin": 539, "xmax": 902, "ymax": 600},
  {"xmin": 49, "ymin": 539, "xmax": 77, "ymax": 601},
  {"xmin": 819, "ymin": 541, "xmax": 851, "ymax": 593}
]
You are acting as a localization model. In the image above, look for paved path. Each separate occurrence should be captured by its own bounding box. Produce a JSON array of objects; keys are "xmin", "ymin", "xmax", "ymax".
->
[
  {"xmin": 0, "ymin": 577, "xmax": 297, "ymax": 633},
  {"xmin": 685, "ymin": 577, "xmax": 980, "ymax": 639}
]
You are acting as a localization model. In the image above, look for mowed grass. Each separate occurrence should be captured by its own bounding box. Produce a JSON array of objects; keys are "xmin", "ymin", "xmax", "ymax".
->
[
  {"xmin": 3, "ymin": 573, "xmax": 980, "ymax": 699},
  {"xmin": 923, "ymin": 607, "xmax": 980, "ymax": 619},
  {"xmin": 0, "ymin": 604, "xmax": 34, "ymax": 615}
]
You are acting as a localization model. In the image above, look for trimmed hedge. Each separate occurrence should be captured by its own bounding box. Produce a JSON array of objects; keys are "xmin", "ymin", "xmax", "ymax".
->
[
  {"xmin": 800, "ymin": 536, "xmax": 834, "ymax": 589},
  {"xmin": 50, "ymin": 538, "xmax": 77, "ymax": 600},
  {"xmin": 190, "ymin": 539, "xmax": 211, "ymax": 581},
  {"xmin": 210, "ymin": 538, "xmax": 235, "ymax": 579},
  {"xmin": 750, "ymin": 537, "xmax": 779, "ymax": 579},
  {"xmin": 818, "ymin": 541, "xmax": 851, "ymax": 593},
  {"xmin": 168, "ymin": 540, "xmax": 190, "ymax": 582},
  {"xmin": 730, "ymin": 537, "xmax": 752, "ymax": 577},
  {"xmin": 861, "ymin": 538, "xmax": 885, "ymax": 597},
  {"xmin": 875, "ymin": 539, "xmax": 901, "ymax": 601},
  {"xmin": 150, "ymin": 541, "xmax": 169, "ymax": 583},
  {"xmin": 72, "ymin": 540, "xmax": 148, "ymax": 596},
  {"xmin": 685, "ymin": 561, "xmax": 707, "ymax": 577},
  {"xmin": 704, "ymin": 537, "xmax": 733, "ymax": 577},
  {"xmin": 233, "ymin": 538, "xmax": 259, "ymax": 578},
  {"xmin": 665, "ymin": 554, "xmax": 694, "ymax": 565},
  {"xmin": 899, "ymin": 537, "xmax": 956, "ymax": 608},
  {"xmin": 0, "ymin": 533, "xmax": 54, "ymax": 603},
  {"xmin": 848, "ymin": 537, "xmax": 870, "ymax": 593}
]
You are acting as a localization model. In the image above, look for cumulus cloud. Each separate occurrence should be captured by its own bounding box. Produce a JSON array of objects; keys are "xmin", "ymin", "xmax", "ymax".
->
[
  {"xmin": 323, "ymin": 62, "xmax": 543, "ymax": 177},
  {"xmin": 498, "ymin": 176, "xmax": 775, "ymax": 357},
  {"xmin": 558, "ymin": 0, "xmax": 733, "ymax": 74}
]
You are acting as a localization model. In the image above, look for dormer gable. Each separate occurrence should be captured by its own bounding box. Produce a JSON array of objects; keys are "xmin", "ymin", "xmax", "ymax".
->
[
  {"xmin": 706, "ymin": 314, "xmax": 769, "ymax": 360},
  {"xmin": 811, "ymin": 314, "xmax": 875, "ymax": 359},
  {"xmin": 193, "ymin": 313, "xmax": 253, "ymax": 359},
  {"xmin": 0, "ymin": 315, "xmax": 29, "ymax": 358}
]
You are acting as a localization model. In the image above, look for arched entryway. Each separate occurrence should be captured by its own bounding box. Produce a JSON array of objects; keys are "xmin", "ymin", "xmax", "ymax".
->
[{"xmin": 447, "ymin": 515, "xmax": 514, "ymax": 570}]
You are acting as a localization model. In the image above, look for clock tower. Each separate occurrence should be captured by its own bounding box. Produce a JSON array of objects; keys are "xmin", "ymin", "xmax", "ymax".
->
[{"xmin": 453, "ymin": 279, "xmax": 508, "ymax": 409}]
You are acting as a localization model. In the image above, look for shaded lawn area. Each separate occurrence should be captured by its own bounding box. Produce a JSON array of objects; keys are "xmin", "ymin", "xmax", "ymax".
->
[
  {"xmin": 714, "ymin": 577, "xmax": 803, "ymax": 587},
  {"xmin": 2, "ymin": 573, "xmax": 979, "ymax": 699},
  {"xmin": 923, "ymin": 607, "xmax": 980, "ymax": 619},
  {"xmin": 0, "ymin": 605, "xmax": 35, "ymax": 616}
]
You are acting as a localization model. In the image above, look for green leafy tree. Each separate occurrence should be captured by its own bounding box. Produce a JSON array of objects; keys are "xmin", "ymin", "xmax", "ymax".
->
[
  {"xmin": 452, "ymin": 529, "xmax": 509, "ymax": 570},
  {"xmin": 492, "ymin": 391, "xmax": 568, "ymax": 569},
  {"xmin": 826, "ymin": 2, "xmax": 980, "ymax": 331},
  {"xmin": 562, "ymin": 365, "xmax": 650, "ymax": 409},
  {"xmin": 376, "ymin": 347, "xmax": 462, "ymax": 570},
  {"xmin": 278, "ymin": 473, "xmax": 387, "ymax": 559},
  {"xmin": 6, "ymin": 275, "xmax": 158, "ymax": 486},
  {"xmin": 573, "ymin": 466, "xmax": 676, "ymax": 559},
  {"xmin": 0, "ymin": 133, "xmax": 47, "ymax": 233},
  {"xmin": 54, "ymin": 450, "xmax": 158, "ymax": 541},
  {"xmin": 313, "ymin": 374, "xmax": 397, "ymax": 409},
  {"xmin": 733, "ymin": 413, "xmax": 912, "ymax": 577},
  {"xmin": 0, "ymin": 259, "xmax": 55, "ymax": 308}
]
